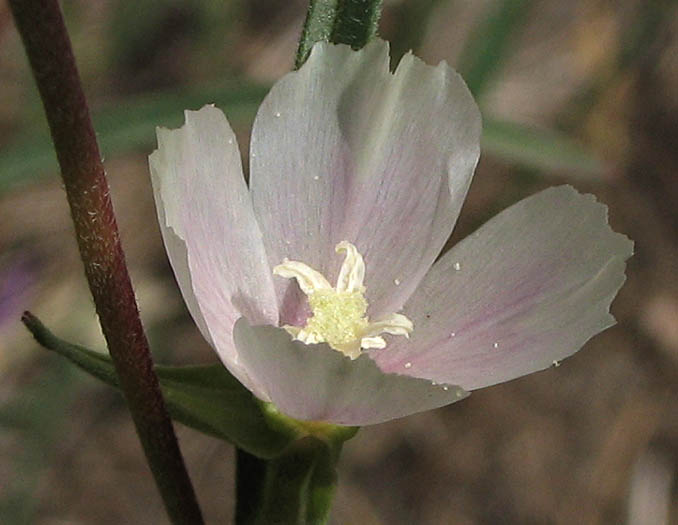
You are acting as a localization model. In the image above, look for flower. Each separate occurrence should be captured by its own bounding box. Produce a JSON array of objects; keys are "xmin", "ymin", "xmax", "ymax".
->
[{"xmin": 149, "ymin": 40, "xmax": 632, "ymax": 426}]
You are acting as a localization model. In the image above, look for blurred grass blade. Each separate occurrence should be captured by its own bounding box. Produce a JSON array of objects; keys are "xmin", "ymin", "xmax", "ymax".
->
[
  {"xmin": 295, "ymin": 0, "xmax": 383, "ymax": 69},
  {"xmin": 482, "ymin": 117, "xmax": 605, "ymax": 177},
  {"xmin": 1, "ymin": 81, "xmax": 605, "ymax": 193},
  {"xmin": 22, "ymin": 312, "xmax": 298, "ymax": 458},
  {"xmin": 0, "ymin": 81, "xmax": 268, "ymax": 194},
  {"xmin": 457, "ymin": 0, "xmax": 532, "ymax": 98}
]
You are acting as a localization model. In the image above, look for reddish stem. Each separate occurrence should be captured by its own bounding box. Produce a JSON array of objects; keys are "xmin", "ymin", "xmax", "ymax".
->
[{"xmin": 8, "ymin": 1, "xmax": 203, "ymax": 523}]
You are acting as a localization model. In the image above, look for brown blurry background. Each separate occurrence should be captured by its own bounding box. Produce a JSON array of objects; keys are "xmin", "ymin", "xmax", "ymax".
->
[{"xmin": 1, "ymin": 0, "xmax": 677, "ymax": 523}]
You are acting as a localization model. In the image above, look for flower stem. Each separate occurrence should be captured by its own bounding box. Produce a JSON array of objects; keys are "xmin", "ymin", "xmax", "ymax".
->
[
  {"xmin": 295, "ymin": 0, "xmax": 384, "ymax": 68},
  {"xmin": 8, "ymin": 1, "xmax": 203, "ymax": 523},
  {"xmin": 235, "ymin": 439, "xmax": 343, "ymax": 525}
]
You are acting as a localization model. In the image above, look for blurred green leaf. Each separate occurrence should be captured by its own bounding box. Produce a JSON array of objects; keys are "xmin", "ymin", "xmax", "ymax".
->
[
  {"xmin": 482, "ymin": 117, "xmax": 605, "ymax": 177},
  {"xmin": 21, "ymin": 312, "xmax": 300, "ymax": 458},
  {"xmin": 0, "ymin": 81, "xmax": 268, "ymax": 194},
  {"xmin": 457, "ymin": 0, "xmax": 533, "ymax": 98}
]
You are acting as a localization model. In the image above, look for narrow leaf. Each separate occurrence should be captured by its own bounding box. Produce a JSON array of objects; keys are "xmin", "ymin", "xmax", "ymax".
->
[{"xmin": 21, "ymin": 312, "xmax": 297, "ymax": 458}]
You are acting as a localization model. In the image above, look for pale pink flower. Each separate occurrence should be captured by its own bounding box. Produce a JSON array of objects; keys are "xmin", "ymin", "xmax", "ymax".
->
[{"xmin": 149, "ymin": 41, "xmax": 632, "ymax": 426}]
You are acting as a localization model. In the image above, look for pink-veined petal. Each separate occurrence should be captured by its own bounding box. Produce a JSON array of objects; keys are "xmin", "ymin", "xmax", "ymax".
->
[
  {"xmin": 233, "ymin": 318, "xmax": 468, "ymax": 426},
  {"xmin": 371, "ymin": 186, "xmax": 633, "ymax": 390},
  {"xmin": 149, "ymin": 105, "xmax": 278, "ymax": 396},
  {"xmin": 249, "ymin": 40, "xmax": 481, "ymax": 323}
]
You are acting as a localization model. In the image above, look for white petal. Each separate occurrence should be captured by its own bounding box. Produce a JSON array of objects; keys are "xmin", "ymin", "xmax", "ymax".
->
[
  {"xmin": 233, "ymin": 318, "xmax": 468, "ymax": 426},
  {"xmin": 149, "ymin": 105, "xmax": 278, "ymax": 396},
  {"xmin": 249, "ymin": 40, "xmax": 481, "ymax": 323},
  {"xmin": 371, "ymin": 186, "xmax": 633, "ymax": 390}
]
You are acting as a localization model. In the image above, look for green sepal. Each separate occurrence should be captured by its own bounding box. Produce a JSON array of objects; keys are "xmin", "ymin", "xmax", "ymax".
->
[{"xmin": 22, "ymin": 313, "xmax": 357, "ymax": 459}]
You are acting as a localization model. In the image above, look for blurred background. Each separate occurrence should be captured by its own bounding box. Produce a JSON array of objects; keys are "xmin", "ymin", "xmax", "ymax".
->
[{"xmin": 1, "ymin": 0, "xmax": 677, "ymax": 523}]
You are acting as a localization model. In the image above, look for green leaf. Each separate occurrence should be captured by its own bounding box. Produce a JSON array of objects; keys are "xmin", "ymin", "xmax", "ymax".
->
[
  {"xmin": 21, "ymin": 312, "xmax": 300, "ymax": 458},
  {"xmin": 0, "ymin": 81, "xmax": 268, "ymax": 194},
  {"xmin": 295, "ymin": 0, "xmax": 383, "ymax": 69},
  {"xmin": 482, "ymin": 117, "xmax": 605, "ymax": 177},
  {"xmin": 457, "ymin": 0, "xmax": 533, "ymax": 98}
]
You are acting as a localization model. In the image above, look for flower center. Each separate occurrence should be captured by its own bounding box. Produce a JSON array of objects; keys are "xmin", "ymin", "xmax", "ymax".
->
[
  {"xmin": 273, "ymin": 241, "xmax": 413, "ymax": 359},
  {"xmin": 306, "ymin": 289, "xmax": 369, "ymax": 348}
]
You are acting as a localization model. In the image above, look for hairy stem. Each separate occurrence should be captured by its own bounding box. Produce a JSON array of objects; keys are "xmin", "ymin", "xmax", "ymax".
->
[
  {"xmin": 295, "ymin": 0, "xmax": 383, "ymax": 68},
  {"xmin": 8, "ymin": 1, "xmax": 203, "ymax": 523}
]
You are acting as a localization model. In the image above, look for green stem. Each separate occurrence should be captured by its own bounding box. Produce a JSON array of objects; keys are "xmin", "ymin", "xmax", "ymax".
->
[
  {"xmin": 235, "ymin": 438, "xmax": 342, "ymax": 525},
  {"xmin": 8, "ymin": 2, "xmax": 203, "ymax": 523},
  {"xmin": 295, "ymin": 0, "xmax": 383, "ymax": 69}
]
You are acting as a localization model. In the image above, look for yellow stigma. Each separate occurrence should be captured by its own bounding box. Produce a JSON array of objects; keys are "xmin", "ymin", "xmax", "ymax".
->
[{"xmin": 273, "ymin": 241, "xmax": 413, "ymax": 359}]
